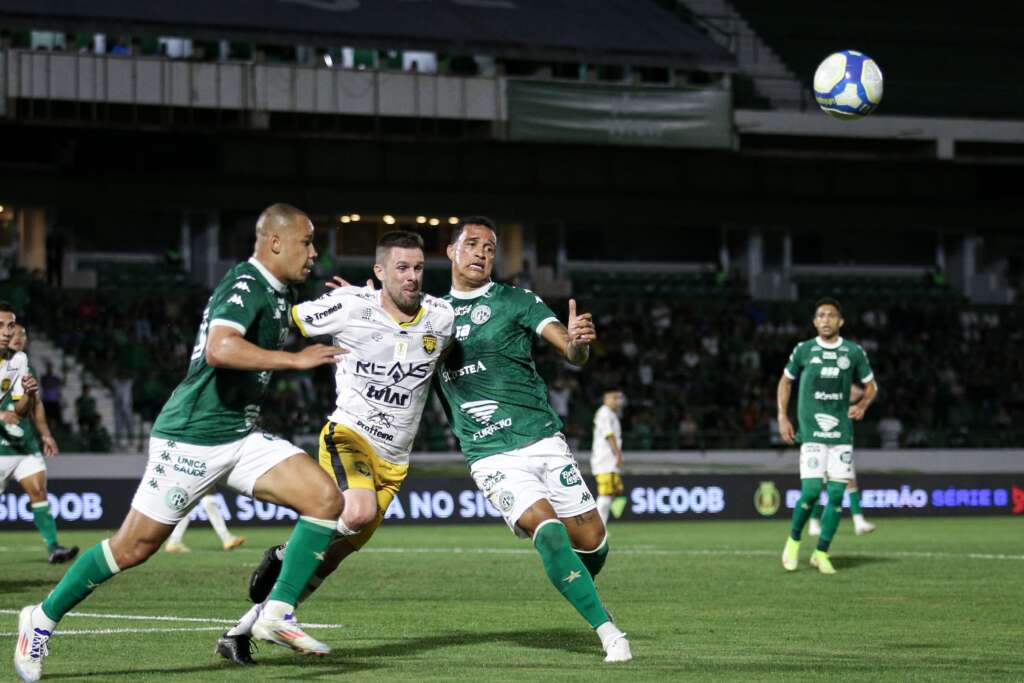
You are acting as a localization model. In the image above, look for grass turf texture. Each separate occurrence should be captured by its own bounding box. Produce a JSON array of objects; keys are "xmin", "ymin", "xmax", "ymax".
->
[{"xmin": 2, "ymin": 518, "xmax": 1021, "ymax": 681}]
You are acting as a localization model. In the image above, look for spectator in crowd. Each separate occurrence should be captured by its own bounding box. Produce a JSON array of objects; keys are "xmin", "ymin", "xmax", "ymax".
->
[
  {"xmin": 877, "ymin": 405, "xmax": 903, "ymax": 449},
  {"xmin": 111, "ymin": 370, "xmax": 134, "ymax": 448},
  {"xmin": 76, "ymin": 385, "xmax": 100, "ymax": 436},
  {"xmin": 40, "ymin": 362, "xmax": 63, "ymax": 428}
]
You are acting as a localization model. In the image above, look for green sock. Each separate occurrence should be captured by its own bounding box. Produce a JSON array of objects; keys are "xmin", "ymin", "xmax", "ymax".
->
[
  {"xmin": 575, "ymin": 536, "xmax": 609, "ymax": 579},
  {"xmin": 789, "ymin": 478, "xmax": 823, "ymax": 541},
  {"xmin": 817, "ymin": 481, "xmax": 847, "ymax": 552},
  {"xmin": 534, "ymin": 521, "xmax": 609, "ymax": 628},
  {"xmin": 810, "ymin": 502, "xmax": 824, "ymax": 521},
  {"xmin": 849, "ymin": 489, "xmax": 863, "ymax": 516},
  {"xmin": 267, "ymin": 517, "xmax": 336, "ymax": 606},
  {"xmin": 41, "ymin": 540, "xmax": 120, "ymax": 622},
  {"xmin": 32, "ymin": 502, "xmax": 59, "ymax": 550}
]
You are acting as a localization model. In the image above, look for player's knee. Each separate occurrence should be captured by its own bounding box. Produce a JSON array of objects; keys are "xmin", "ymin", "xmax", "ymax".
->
[
  {"xmin": 345, "ymin": 506, "xmax": 376, "ymax": 531},
  {"xmin": 110, "ymin": 539, "xmax": 159, "ymax": 570},
  {"xmin": 303, "ymin": 484, "xmax": 344, "ymax": 520}
]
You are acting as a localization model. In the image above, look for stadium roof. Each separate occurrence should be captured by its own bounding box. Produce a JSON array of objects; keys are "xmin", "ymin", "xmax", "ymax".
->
[{"xmin": 0, "ymin": 0, "xmax": 736, "ymax": 70}]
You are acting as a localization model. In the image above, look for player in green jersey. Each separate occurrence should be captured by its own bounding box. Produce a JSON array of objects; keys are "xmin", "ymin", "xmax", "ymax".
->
[
  {"xmin": 0, "ymin": 323, "xmax": 78, "ymax": 564},
  {"xmin": 15, "ymin": 204, "xmax": 348, "ymax": 682},
  {"xmin": 777, "ymin": 298, "xmax": 877, "ymax": 575},
  {"xmin": 435, "ymin": 217, "xmax": 631, "ymax": 663}
]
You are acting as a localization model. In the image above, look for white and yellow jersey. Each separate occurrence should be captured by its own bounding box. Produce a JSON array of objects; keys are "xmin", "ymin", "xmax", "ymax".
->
[
  {"xmin": 590, "ymin": 404, "xmax": 622, "ymax": 475},
  {"xmin": 292, "ymin": 286, "xmax": 455, "ymax": 465},
  {"xmin": 0, "ymin": 350, "xmax": 29, "ymax": 402}
]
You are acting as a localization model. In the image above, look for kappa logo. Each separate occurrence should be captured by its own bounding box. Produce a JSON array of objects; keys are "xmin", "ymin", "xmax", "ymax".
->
[
  {"xmin": 461, "ymin": 399, "xmax": 499, "ymax": 424},
  {"xmin": 233, "ymin": 281, "xmax": 251, "ymax": 292},
  {"xmin": 810, "ymin": 357, "xmax": 823, "ymax": 365},
  {"xmin": 227, "ymin": 294, "xmax": 245, "ymax": 307},
  {"xmin": 814, "ymin": 413, "xmax": 840, "ymax": 431}
]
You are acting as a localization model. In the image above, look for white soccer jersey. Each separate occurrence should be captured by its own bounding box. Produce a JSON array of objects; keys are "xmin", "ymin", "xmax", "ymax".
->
[
  {"xmin": 292, "ymin": 286, "xmax": 455, "ymax": 464},
  {"xmin": 590, "ymin": 404, "xmax": 622, "ymax": 475},
  {"xmin": 0, "ymin": 351, "xmax": 29, "ymax": 402}
]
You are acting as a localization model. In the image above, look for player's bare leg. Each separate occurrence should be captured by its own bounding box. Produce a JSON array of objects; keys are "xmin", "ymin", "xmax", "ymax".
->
[
  {"xmin": 518, "ymin": 500, "xmax": 631, "ymax": 662},
  {"xmin": 847, "ymin": 479, "xmax": 875, "ymax": 534}
]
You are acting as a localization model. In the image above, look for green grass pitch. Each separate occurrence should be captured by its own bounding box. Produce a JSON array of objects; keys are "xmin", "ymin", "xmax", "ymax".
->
[{"xmin": 3, "ymin": 518, "xmax": 1022, "ymax": 681}]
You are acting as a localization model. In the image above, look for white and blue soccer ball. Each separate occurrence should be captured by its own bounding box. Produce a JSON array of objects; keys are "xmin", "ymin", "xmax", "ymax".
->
[{"xmin": 813, "ymin": 50, "xmax": 883, "ymax": 120}]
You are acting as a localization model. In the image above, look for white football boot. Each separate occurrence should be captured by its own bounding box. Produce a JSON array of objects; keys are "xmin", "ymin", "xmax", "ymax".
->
[
  {"xmin": 14, "ymin": 605, "xmax": 50, "ymax": 682},
  {"xmin": 252, "ymin": 611, "xmax": 330, "ymax": 656}
]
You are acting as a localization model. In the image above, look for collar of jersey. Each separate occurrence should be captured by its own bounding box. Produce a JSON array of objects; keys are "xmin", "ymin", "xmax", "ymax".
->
[
  {"xmin": 248, "ymin": 257, "xmax": 287, "ymax": 293},
  {"xmin": 449, "ymin": 281, "xmax": 494, "ymax": 300},
  {"xmin": 815, "ymin": 336, "xmax": 844, "ymax": 350}
]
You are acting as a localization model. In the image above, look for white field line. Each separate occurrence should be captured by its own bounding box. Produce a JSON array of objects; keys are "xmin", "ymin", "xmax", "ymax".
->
[{"xmin": 0, "ymin": 608, "xmax": 344, "ymax": 631}]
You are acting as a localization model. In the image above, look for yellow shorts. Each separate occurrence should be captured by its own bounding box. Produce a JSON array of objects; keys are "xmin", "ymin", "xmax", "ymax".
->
[
  {"xmin": 318, "ymin": 421, "xmax": 408, "ymax": 550},
  {"xmin": 594, "ymin": 472, "xmax": 624, "ymax": 497}
]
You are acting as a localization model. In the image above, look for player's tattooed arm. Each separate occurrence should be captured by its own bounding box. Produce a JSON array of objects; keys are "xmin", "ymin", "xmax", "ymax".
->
[
  {"xmin": 13, "ymin": 373, "xmax": 37, "ymax": 417},
  {"xmin": 542, "ymin": 299, "xmax": 595, "ymax": 366}
]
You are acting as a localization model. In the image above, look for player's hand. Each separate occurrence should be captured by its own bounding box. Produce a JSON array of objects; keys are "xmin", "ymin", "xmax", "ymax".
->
[
  {"xmin": 848, "ymin": 403, "xmax": 867, "ymax": 421},
  {"xmin": 566, "ymin": 299, "xmax": 596, "ymax": 347},
  {"xmin": 778, "ymin": 414, "xmax": 795, "ymax": 444},
  {"xmin": 0, "ymin": 410, "xmax": 19, "ymax": 426},
  {"xmin": 42, "ymin": 434, "xmax": 59, "ymax": 457},
  {"xmin": 292, "ymin": 343, "xmax": 348, "ymax": 369},
  {"xmin": 21, "ymin": 373, "xmax": 38, "ymax": 395},
  {"xmin": 615, "ymin": 455, "xmax": 623, "ymax": 470},
  {"xmin": 325, "ymin": 275, "xmax": 374, "ymax": 290}
]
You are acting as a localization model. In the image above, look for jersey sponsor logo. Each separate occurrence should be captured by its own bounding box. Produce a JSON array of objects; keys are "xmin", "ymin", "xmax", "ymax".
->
[
  {"xmin": 440, "ymin": 360, "xmax": 487, "ymax": 382},
  {"xmin": 366, "ymin": 410, "xmax": 395, "ymax": 429},
  {"xmin": 823, "ymin": 351, "xmax": 837, "ymax": 360},
  {"xmin": 470, "ymin": 305, "xmax": 491, "ymax": 325},
  {"xmin": 455, "ymin": 324, "xmax": 470, "ymax": 340},
  {"xmin": 819, "ymin": 366, "xmax": 840, "ymax": 378},
  {"xmin": 479, "ymin": 471, "xmax": 506, "ymax": 492},
  {"xmin": 361, "ymin": 307, "xmax": 374, "ymax": 321},
  {"xmin": 814, "ymin": 391, "xmax": 843, "ymax": 401},
  {"xmin": 472, "ymin": 418, "xmax": 512, "ymax": 441},
  {"xmin": 356, "ymin": 419, "xmax": 395, "ymax": 442},
  {"xmin": 364, "ymin": 382, "xmax": 412, "ymax": 408},
  {"xmin": 174, "ymin": 455, "xmax": 207, "ymax": 477},
  {"xmin": 810, "ymin": 357, "xmax": 823, "ymax": 365},
  {"xmin": 837, "ymin": 355, "xmax": 851, "ymax": 370},
  {"xmin": 305, "ymin": 301, "xmax": 343, "ymax": 323},
  {"xmin": 461, "ymin": 399, "xmax": 499, "ymax": 424},
  {"xmin": 453, "ymin": 304, "xmax": 473, "ymax": 316},
  {"xmin": 559, "ymin": 465, "xmax": 582, "ymax": 487},
  {"xmin": 227, "ymin": 294, "xmax": 245, "ymax": 307},
  {"xmin": 422, "ymin": 334, "xmax": 437, "ymax": 354},
  {"xmin": 232, "ymin": 281, "xmax": 251, "ymax": 292},
  {"xmin": 355, "ymin": 360, "xmax": 431, "ymax": 382},
  {"xmin": 814, "ymin": 414, "xmax": 840, "ymax": 431}
]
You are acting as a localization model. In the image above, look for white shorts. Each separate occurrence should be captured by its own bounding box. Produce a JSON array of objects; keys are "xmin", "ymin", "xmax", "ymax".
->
[
  {"xmin": 470, "ymin": 434, "xmax": 597, "ymax": 539},
  {"xmin": 799, "ymin": 442, "xmax": 856, "ymax": 482},
  {"xmin": 131, "ymin": 431, "xmax": 304, "ymax": 525},
  {"xmin": 0, "ymin": 453, "xmax": 46, "ymax": 491}
]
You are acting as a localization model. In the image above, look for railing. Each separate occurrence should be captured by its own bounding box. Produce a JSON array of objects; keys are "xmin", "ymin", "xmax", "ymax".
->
[{"xmin": 1, "ymin": 48, "xmax": 505, "ymax": 122}]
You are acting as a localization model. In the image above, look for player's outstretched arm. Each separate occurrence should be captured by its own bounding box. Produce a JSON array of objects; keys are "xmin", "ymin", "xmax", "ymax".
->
[
  {"xmin": 541, "ymin": 299, "xmax": 595, "ymax": 366},
  {"xmin": 776, "ymin": 375, "xmax": 796, "ymax": 444},
  {"xmin": 206, "ymin": 326, "xmax": 345, "ymax": 371},
  {"xmin": 849, "ymin": 380, "xmax": 878, "ymax": 421}
]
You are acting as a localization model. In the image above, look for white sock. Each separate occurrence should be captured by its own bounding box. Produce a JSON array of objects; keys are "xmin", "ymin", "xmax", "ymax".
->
[
  {"xmin": 853, "ymin": 513, "xmax": 867, "ymax": 526},
  {"xmin": 336, "ymin": 516, "xmax": 359, "ymax": 536},
  {"xmin": 596, "ymin": 496, "xmax": 612, "ymax": 524},
  {"xmin": 275, "ymin": 545, "xmax": 286, "ymax": 560},
  {"xmin": 202, "ymin": 496, "xmax": 232, "ymax": 543},
  {"xmin": 226, "ymin": 603, "xmax": 262, "ymax": 637},
  {"xmin": 169, "ymin": 516, "xmax": 190, "ymax": 544},
  {"xmin": 596, "ymin": 621, "xmax": 624, "ymax": 649},
  {"xmin": 262, "ymin": 599, "xmax": 294, "ymax": 621},
  {"xmin": 32, "ymin": 605, "xmax": 57, "ymax": 632}
]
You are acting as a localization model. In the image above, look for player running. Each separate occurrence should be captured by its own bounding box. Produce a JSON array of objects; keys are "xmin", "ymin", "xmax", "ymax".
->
[
  {"xmin": 216, "ymin": 230, "xmax": 455, "ymax": 664},
  {"xmin": 0, "ymin": 319, "xmax": 77, "ymax": 564},
  {"xmin": 15, "ymin": 204, "xmax": 348, "ymax": 682},
  {"xmin": 435, "ymin": 217, "xmax": 631, "ymax": 662},
  {"xmin": 591, "ymin": 388, "xmax": 626, "ymax": 525},
  {"xmin": 778, "ymin": 298, "xmax": 877, "ymax": 575}
]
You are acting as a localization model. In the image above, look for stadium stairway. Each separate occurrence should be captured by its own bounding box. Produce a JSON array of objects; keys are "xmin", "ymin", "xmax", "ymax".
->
[
  {"xmin": 677, "ymin": 0, "xmax": 808, "ymax": 109},
  {"xmin": 28, "ymin": 332, "xmax": 119, "ymax": 444}
]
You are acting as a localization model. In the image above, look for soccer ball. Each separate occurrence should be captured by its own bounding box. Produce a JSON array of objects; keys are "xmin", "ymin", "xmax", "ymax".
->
[{"xmin": 813, "ymin": 50, "xmax": 883, "ymax": 120}]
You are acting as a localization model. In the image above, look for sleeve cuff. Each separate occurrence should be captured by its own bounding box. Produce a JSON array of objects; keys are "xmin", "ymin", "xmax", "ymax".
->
[
  {"xmin": 861, "ymin": 372, "xmax": 874, "ymax": 383},
  {"xmin": 290, "ymin": 305, "xmax": 310, "ymax": 337},
  {"xmin": 783, "ymin": 369, "xmax": 796, "ymax": 380},
  {"xmin": 209, "ymin": 319, "xmax": 247, "ymax": 334},
  {"xmin": 535, "ymin": 316, "xmax": 559, "ymax": 336}
]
